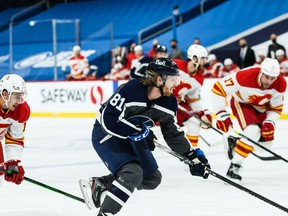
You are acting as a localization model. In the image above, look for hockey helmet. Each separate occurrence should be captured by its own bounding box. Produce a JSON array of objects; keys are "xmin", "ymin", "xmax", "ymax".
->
[
  {"xmin": 147, "ymin": 58, "xmax": 179, "ymax": 77},
  {"xmin": 73, "ymin": 45, "xmax": 81, "ymax": 52},
  {"xmin": 224, "ymin": 58, "xmax": 233, "ymax": 66},
  {"xmin": 208, "ymin": 54, "xmax": 217, "ymax": 62},
  {"xmin": 155, "ymin": 45, "xmax": 168, "ymax": 53},
  {"xmin": 0, "ymin": 74, "xmax": 27, "ymax": 104},
  {"xmin": 260, "ymin": 58, "xmax": 280, "ymax": 77},
  {"xmin": 187, "ymin": 44, "xmax": 208, "ymax": 67},
  {"xmin": 275, "ymin": 49, "xmax": 285, "ymax": 56},
  {"xmin": 134, "ymin": 45, "xmax": 143, "ymax": 52}
]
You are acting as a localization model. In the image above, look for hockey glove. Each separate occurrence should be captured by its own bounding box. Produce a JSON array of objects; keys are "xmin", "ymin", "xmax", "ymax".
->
[
  {"xmin": 129, "ymin": 124, "xmax": 156, "ymax": 151},
  {"xmin": 4, "ymin": 160, "xmax": 25, "ymax": 185},
  {"xmin": 216, "ymin": 110, "xmax": 233, "ymax": 132},
  {"xmin": 183, "ymin": 148, "xmax": 210, "ymax": 179},
  {"xmin": 261, "ymin": 120, "xmax": 275, "ymax": 141},
  {"xmin": 197, "ymin": 109, "xmax": 212, "ymax": 129}
]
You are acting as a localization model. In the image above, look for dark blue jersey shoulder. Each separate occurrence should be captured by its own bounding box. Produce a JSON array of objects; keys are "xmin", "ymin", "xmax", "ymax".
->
[{"xmin": 130, "ymin": 56, "xmax": 154, "ymax": 79}]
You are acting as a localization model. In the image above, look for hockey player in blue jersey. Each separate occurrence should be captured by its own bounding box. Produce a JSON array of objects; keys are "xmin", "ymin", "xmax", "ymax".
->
[
  {"xmin": 82, "ymin": 58, "xmax": 210, "ymax": 215},
  {"xmin": 129, "ymin": 44, "xmax": 168, "ymax": 79}
]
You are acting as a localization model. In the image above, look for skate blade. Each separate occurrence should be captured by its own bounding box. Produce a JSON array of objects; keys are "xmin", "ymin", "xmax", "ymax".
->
[{"xmin": 79, "ymin": 179, "xmax": 95, "ymax": 210}]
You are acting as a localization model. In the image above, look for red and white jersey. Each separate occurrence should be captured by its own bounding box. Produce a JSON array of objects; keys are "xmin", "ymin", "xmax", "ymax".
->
[
  {"xmin": 279, "ymin": 58, "xmax": 288, "ymax": 76},
  {"xmin": 69, "ymin": 55, "xmax": 90, "ymax": 79},
  {"xmin": 0, "ymin": 102, "xmax": 30, "ymax": 147},
  {"xmin": 173, "ymin": 59, "xmax": 204, "ymax": 111},
  {"xmin": 203, "ymin": 61, "xmax": 223, "ymax": 77},
  {"xmin": 218, "ymin": 64, "xmax": 240, "ymax": 77},
  {"xmin": 211, "ymin": 66, "xmax": 287, "ymax": 122}
]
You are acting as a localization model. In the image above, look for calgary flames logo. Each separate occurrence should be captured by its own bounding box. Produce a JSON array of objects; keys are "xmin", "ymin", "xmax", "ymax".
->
[
  {"xmin": 247, "ymin": 94, "xmax": 272, "ymax": 106},
  {"xmin": 173, "ymin": 82, "xmax": 192, "ymax": 98}
]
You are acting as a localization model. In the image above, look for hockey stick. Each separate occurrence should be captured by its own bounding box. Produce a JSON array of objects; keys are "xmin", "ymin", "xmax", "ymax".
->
[
  {"xmin": 154, "ymin": 141, "xmax": 288, "ymax": 213},
  {"xmin": 178, "ymin": 104, "xmax": 281, "ymax": 161},
  {"xmin": 199, "ymin": 135, "xmax": 211, "ymax": 147},
  {"xmin": 0, "ymin": 167, "xmax": 85, "ymax": 203},
  {"xmin": 250, "ymin": 152, "xmax": 279, "ymax": 161},
  {"xmin": 232, "ymin": 130, "xmax": 287, "ymax": 162}
]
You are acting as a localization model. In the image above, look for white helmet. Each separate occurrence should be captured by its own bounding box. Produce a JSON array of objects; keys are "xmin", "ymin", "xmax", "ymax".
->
[
  {"xmin": 260, "ymin": 58, "xmax": 280, "ymax": 77},
  {"xmin": 224, "ymin": 58, "xmax": 233, "ymax": 66},
  {"xmin": 0, "ymin": 74, "xmax": 27, "ymax": 104},
  {"xmin": 208, "ymin": 54, "xmax": 217, "ymax": 62},
  {"xmin": 187, "ymin": 44, "xmax": 208, "ymax": 67},
  {"xmin": 73, "ymin": 45, "xmax": 81, "ymax": 52},
  {"xmin": 275, "ymin": 49, "xmax": 285, "ymax": 56}
]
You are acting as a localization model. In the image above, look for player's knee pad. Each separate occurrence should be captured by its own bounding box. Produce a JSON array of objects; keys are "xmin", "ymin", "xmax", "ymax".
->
[
  {"xmin": 137, "ymin": 169, "xmax": 162, "ymax": 190},
  {"xmin": 183, "ymin": 116, "xmax": 200, "ymax": 135},
  {"xmin": 241, "ymin": 124, "xmax": 267, "ymax": 150},
  {"xmin": 242, "ymin": 124, "xmax": 261, "ymax": 143},
  {"xmin": 116, "ymin": 162, "xmax": 143, "ymax": 189}
]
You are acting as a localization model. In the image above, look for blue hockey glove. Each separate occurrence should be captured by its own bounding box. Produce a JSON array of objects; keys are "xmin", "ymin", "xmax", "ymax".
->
[
  {"xmin": 129, "ymin": 124, "xmax": 156, "ymax": 151},
  {"xmin": 183, "ymin": 148, "xmax": 210, "ymax": 179}
]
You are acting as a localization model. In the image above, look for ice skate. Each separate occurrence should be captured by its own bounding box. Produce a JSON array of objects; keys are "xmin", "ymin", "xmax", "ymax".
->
[
  {"xmin": 79, "ymin": 177, "xmax": 108, "ymax": 209},
  {"xmin": 90, "ymin": 177, "xmax": 109, "ymax": 208},
  {"xmin": 226, "ymin": 163, "xmax": 242, "ymax": 181}
]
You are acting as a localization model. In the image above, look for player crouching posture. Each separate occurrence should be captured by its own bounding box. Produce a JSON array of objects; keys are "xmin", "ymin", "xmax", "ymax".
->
[
  {"xmin": 0, "ymin": 74, "xmax": 30, "ymax": 186},
  {"xmin": 211, "ymin": 58, "xmax": 286, "ymax": 180},
  {"xmin": 80, "ymin": 58, "xmax": 210, "ymax": 215}
]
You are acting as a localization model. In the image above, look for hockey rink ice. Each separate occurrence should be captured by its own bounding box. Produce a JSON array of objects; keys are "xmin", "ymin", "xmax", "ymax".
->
[{"xmin": 1, "ymin": 117, "xmax": 288, "ymax": 216}]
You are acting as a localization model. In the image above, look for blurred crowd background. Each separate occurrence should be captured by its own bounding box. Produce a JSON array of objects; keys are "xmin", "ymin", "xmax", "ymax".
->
[{"xmin": 0, "ymin": 0, "xmax": 287, "ymax": 81}]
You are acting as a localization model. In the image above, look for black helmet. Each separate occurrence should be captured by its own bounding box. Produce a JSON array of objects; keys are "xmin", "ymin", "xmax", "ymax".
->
[
  {"xmin": 155, "ymin": 45, "xmax": 168, "ymax": 53},
  {"xmin": 147, "ymin": 58, "xmax": 179, "ymax": 76}
]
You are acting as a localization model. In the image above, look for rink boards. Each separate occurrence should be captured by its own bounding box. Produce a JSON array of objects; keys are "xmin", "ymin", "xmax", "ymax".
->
[{"xmin": 26, "ymin": 78, "xmax": 288, "ymax": 119}]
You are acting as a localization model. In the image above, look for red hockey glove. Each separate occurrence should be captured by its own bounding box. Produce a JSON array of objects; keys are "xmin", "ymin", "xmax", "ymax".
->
[
  {"xmin": 216, "ymin": 110, "xmax": 233, "ymax": 132},
  {"xmin": 4, "ymin": 160, "xmax": 25, "ymax": 185},
  {"xmin": 197, "ymin": 109, "xmax": 212, "ymax": 129},
  {"xmin": 261, "ymin": 120, "xmax": 275, "ymax": 141}
]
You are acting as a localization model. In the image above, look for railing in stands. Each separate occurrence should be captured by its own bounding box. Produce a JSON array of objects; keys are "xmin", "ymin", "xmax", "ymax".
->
[
  {"xmin": 9, "ymin": 0, "xmax": 50, "ymax": 73},
  {"xmin": 137, "ymin": 0, "xmax": 227, "ymax": 45}
]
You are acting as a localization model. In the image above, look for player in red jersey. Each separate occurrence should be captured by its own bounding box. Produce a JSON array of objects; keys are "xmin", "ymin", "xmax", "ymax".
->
[
  {"xmin": 62, "ymin": 45, "xmax": 91, "ymax": 80},
  {"xmin": 211, "ymin": 58, "xmax": 286, "ymax": 180},
  {"xmin": 0, "ymin": 74, "xmax": 30, "ymax": 186},
  {"xmin": 173, "ymin": 44, "xmax": 212, "ymax": 147}
]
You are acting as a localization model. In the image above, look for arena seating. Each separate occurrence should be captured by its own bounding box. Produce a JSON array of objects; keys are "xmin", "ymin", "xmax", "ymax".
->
[{"xmin": 0, "ymin": 0, "xmax": 287, "ymax": 80}]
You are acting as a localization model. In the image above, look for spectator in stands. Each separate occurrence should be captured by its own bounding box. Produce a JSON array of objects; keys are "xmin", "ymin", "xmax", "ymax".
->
[
  {"xmin": 193, "ymin": 37, "xmax": 201, "ymax": 45},
  {"xmin": 267, "ymin": 33, "xmax": 286, "ymax": 59},
  {"xmin": 61, "ymin": 45, "xmax": 90, "ymax": 81},
  {"xmin": 218, "ymin": 58, "xmax": 240, "ymax": 77},
  {"xmin": 147, "ymin": 39, "xmax": 159, "ymax": 57},
  {"xmin": 130, "ymin": 45, "xmax": 145, "ymax": 69},
  {"xmin": 109, "ymin": 55, "xmax": 130, "ymax": 80},
  {"xmin": 237, "ymin": 38, "xmax": 256, "ymax": 69},
  {"xmin": 168, "ymin": 39, "xmax": 185, "ymax": 60},
  {"xmin": 112, "ymin": 46, "xmax": 128, "ymax": 68},
  {"xmin": 203, "ymin": 53, "xmax": 223, "ymax": 77},
  {"xmin": 275, "ymin": 49, "xmax": 288, "ymax": 76},
  {"xmin": 254, "ymin": 50, "xmax": 266, "ymax": 66},
  {"xmin": 126, "ymin": 43, "xmax": 137, "ymax": 69}
]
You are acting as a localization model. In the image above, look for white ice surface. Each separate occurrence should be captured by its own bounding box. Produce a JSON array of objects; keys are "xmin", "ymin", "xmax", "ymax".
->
[{"xmin": 1, "ymin": 117, "xmax": 288, "ymax": 216}]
